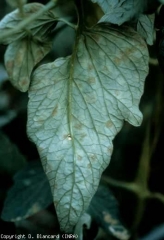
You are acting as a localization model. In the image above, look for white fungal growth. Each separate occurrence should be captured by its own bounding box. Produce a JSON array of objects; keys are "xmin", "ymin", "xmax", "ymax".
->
[{"xmin": 67, "ymin": 134, "xmax": 72, "ymax": 140}]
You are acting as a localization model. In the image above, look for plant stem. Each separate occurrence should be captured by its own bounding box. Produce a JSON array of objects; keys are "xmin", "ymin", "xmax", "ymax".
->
[
  {"xmin": 58, "ymin": 18, "xmax": 77, "ymax": 29},
  {"xmin": 16, "ymin": 0, "xmax": 25, "ymax": 17},
  {"xmin": 134, "ymin": 123, "xmax": 150, "ymax": 189},
  {"xmin": 75, "ymin": 0, "xmax": 85, "ymax": 27}
]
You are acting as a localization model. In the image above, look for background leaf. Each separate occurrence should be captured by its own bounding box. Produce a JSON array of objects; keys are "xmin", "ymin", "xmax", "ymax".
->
[
  {"xmin": 137, "ymin": 14, "xmax": 155, "ymax": 46},
  {"xmin": 27, "ymin": 23, "xmax": 149, "ymax": 232},
  {"xmin": 6, "ymin": 0, "xmax": 27, "ymax": 8},
  {"xmin": 5, "ymin": 37, "xmax": 52, "ymax": 92},
  {"xmin": 0, "ymin": 131, "xmax": 26, "ymax": 175},
  {"xmin": 88, "ymin": 185, "xmax": 130, "ymax": 240},
  {"xmin": 0, "ymin": 3, "xmax": 57, "ymax": 44},
  {"xmin": 91, "ymin": 0, "xmax": 146, "ymax": 25},
  {"xmin": 1, "ymin": 161, "xmax": 53, "ymax": 221}
]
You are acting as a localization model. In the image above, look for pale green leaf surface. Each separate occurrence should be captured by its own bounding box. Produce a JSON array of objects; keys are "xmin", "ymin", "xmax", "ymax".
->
[
  {"xmin": 137, "ymin": 14, "xmax": 155, "ymax": 46},
  {"xmin": 0, "ymin": 3, "xmax": 57, "ymax": 44},
  {"xmin": 91, "ymin": 0, "xmax": 145, "ymax": 25},
  {"xmin": 5, "ymin": 38, "xmax": 52, "ymax": 92},
  {"xmin": 27, "ymin": 24, "xmax": 149, "ymax": 231}
]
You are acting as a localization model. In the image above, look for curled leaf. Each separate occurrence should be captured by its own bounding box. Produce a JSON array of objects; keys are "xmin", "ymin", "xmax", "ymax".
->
[
  {"xmin": 91, "ymin": 0, "xmax": 146, "ymax": 25},
  {"xmin": 5, "ymin": 37, "xmax": 52, "ymax": 92},
  {"xmin": 137, "ymin": 14, "xmax": 155, "ymax": 46},
  {"xmin": 0, "ymin": 3, "xmax": 57, "ymax": 44},
  {"xmin": 27, "ymin": 24, "xmax": 148, "ymax": 232},
  {"xmin": 74, "ymin": 213, "xmax": 91, "ymax": 240}
]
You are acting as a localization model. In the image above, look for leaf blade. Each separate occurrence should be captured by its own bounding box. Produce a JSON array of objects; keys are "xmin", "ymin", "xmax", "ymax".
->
[
  {"xmin": 1, "ymin": 161, "xmax": 53, "ymax": 221},
  {"xmin": 88, "ymin": 185, "xmax": 130, "ymax": 240},
  {"xmin": 0, "ymin": 131, "xmax": 26, "ymax": 175},
  {"xmin": 27, "ymin": 24, "xmax": 149, "ymax": 232},
  {"xmin": 5, "ymin": 38, "xmax": 52, "ymax": 92},
  {"xmin": 91, "ymin": 0, "xmax": 146, "ymax": 25},
  {"xmin": 0, "ymin": 3, "xmax": 57, "ymax": 44},
  {"xmin": 137, "ymin": 14, "xmax": 155, "ymax": 46}
]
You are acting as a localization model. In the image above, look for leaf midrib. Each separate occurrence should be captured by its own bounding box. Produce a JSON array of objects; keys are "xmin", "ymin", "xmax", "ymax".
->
[{"xmin": 66, "ymin": 29, "xmax": 81, "ymax": 225}]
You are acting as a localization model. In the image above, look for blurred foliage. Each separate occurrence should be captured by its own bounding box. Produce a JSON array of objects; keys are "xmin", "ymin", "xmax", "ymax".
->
[
  {"xmin": 1, "ymin": 161, "xmax": 53, "ymax": 221},
  {"xmin": 0, "ymin": 131, "xmax": 26, "ymax": 175}
]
